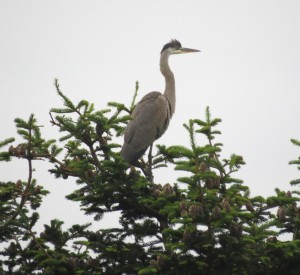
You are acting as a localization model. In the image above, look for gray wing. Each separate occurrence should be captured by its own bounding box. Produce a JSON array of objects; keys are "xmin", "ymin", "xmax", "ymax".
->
[{"xmin": 121, "ymin": 91, "xmax": 171, "ymax": 165}]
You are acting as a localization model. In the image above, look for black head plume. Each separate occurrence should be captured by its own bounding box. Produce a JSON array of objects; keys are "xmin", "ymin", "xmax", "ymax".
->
[{"xmin": 161, "ymin": 39, "xmax": 182, "ymax": 53}]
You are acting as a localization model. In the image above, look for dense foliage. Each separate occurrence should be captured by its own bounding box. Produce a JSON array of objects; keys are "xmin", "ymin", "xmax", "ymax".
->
[{"xmin": 1, "ymin": 80, "xmax": 300, "ymax": 274}]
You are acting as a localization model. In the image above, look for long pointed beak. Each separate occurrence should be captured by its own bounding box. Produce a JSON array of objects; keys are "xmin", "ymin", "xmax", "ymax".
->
[{"xmin": 175, "ymin": 47, "xmax": 200, "ymax": 54}]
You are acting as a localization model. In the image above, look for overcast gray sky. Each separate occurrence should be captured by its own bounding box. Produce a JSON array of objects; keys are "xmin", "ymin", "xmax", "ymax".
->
[{"xmin": 1, "ymin": 1, "xmax": 300, "ymax": 231}]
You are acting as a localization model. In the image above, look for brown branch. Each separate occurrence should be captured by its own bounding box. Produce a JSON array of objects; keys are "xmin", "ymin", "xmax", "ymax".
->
[
  {"xmin": 208, "ymin": 138, "xmax": 225, "ymax": 180},
  {"xmin": 87, "ymin": 144, "xmax": 101, "ymax": 168},
  {"xmin": 194, "ymin": 157, "xmax": 213, "ymax": 238},
  {"xmin": 29, "ymin": 228, "xmax": 52, "ymax": 259},
  {"xmin": 0, "ymin": 130, "xmax": 34, "ymax": 229}
]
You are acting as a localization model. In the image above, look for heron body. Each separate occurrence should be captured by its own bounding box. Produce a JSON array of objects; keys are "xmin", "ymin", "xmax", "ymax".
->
[{"xmin": 121, "ymin": 40, "xmax": 199, "ymax": 166}]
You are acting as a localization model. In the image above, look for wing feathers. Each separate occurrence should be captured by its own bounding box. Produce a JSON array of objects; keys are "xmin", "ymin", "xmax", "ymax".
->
[{"xmin": 121, "ymin": 92, "xmax": 171, "ymax": 165}]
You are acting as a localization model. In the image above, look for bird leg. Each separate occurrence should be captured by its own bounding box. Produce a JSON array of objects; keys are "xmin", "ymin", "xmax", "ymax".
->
[
  {"xmin": 139, "ymin": 145, "xmax": 154, "ymax": 183},
  {"xmin": 138, "ymin": 144, "xmax": 154, "ymax": 183},
  {"xmin": 147, "ymin": 144, "xmax": 154, "ymax": 183}
]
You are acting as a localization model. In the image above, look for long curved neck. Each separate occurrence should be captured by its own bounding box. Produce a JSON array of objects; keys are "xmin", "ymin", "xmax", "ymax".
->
[{"xmin": 160, "ymin": 51, "xmax": 175, "ymax": 116}]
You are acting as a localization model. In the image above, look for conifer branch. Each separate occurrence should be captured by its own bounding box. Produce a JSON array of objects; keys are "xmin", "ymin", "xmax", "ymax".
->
[
  {"xmin": 0, "ymin": 117, "xmax": 35, "ymax": 229},
  {"xmin": 130, "ymin": 81, "xmax": 139, "ymax": 112},
  {"xmin": 29, "ymin": 228, "xmax": 52, "ymax": 259}
]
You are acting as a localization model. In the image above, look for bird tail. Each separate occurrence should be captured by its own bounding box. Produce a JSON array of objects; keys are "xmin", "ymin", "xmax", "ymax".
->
[{"xmin": 120, "ymin": 144, "xmax": 147, "ymax": 167}]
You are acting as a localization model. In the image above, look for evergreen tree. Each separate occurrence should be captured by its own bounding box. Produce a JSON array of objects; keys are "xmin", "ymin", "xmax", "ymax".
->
[{"xmin": 1, "ymin": 80, "xmax": 300, "ymax": 274}]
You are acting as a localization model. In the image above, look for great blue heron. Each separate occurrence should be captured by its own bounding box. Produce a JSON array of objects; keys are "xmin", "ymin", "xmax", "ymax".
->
[{"xmin": 121, "ymin": 39, "xmax": 199, "ymax": 167}]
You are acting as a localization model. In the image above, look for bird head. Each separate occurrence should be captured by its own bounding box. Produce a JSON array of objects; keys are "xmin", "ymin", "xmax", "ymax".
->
[{"xmin": 161, "ymin": 39, "xmax": 200, "ymax": 55}]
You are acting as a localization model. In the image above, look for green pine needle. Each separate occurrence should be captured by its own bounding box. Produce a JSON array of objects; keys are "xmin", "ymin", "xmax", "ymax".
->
[
  {"xmin": 291, "ymin": 138, "xmax": 300, "ymax": 147},
  {"xmin": 54, "ymin": 79, "xmax": 76, "ymax": 111},
  {"xmin": 0, "ymin": 138, "xmax": 15, "ymax": 148},
  {"xmin": 130, "ymin": 81, "xmax": 139, "ymax": 111}
]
